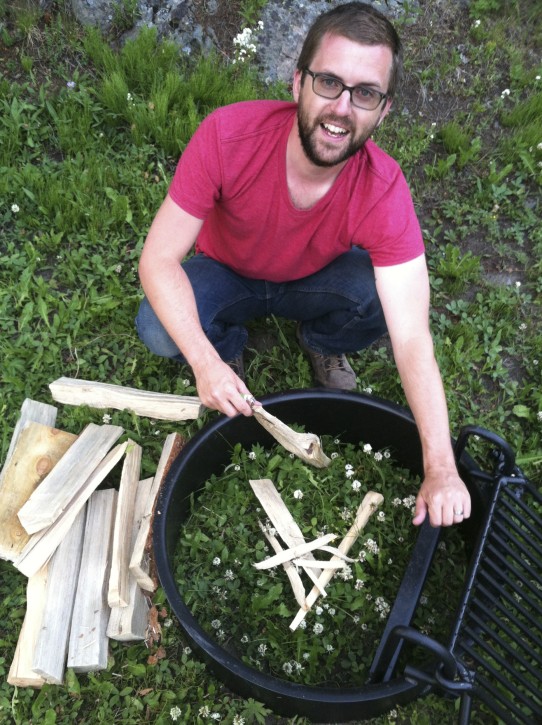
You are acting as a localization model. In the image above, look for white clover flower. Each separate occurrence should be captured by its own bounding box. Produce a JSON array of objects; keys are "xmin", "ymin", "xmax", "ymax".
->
[
  {"xmin": 473, "ymin": 19, "xmax": 481, "ymax": 28},
  {"xmin": 127, "ymin": 92, "xmax": 133, "ymax": 102},
  {"xmin": 363, "ymin": 386, "xmax": 373, "ymax": 394},
  {"xmin": 331, "ymin": 451, "xmax": 339, "ymax": 459},
  {"xmin": 163, "ymin": 618, "xmax": 173, "ymax": 628},
  {"xmin": 384, "ymin": 450, "xmax": 391, "ymax": 459},
  {"xmin": 345, "ymin": 468, "xmax": 355, "ymax": 478},
  {"xmin": 224, "ymin": 569, "xmax": 235, "ymax": 580},
  {"xmin": 365, "ymin": 539, "xmax": 380, "ymax": 555},
  {"xmin": 315, "ymin": 606, "xmax": 323, "ymax": 616},
  {"xmin": 298, "ymin": 619, "xmax": 307, "ymax": 629},
  {"xmin": 363, "ymin": 443, "xmax": 373, "ymax": 454},
  {"xmin": 374, "ymin": 451, "xmax": 383, "ymax": 462},
  {"xmin": 258, "ymin": 643, "xmax": 267, "ymax": 655},
  {"xmin": 377, "ymin": 511, "xmax": 386, "ymax": 521},
  {"xmin": 233, "ymin": 716, "xmax": 245, "ymax": 725},
  {"xmin": 11, "ymin": 204, "xmax": 20, "ymax": 213},
  {"xmin": 345, "ymin": 463, "xmax": 354, "ymax": 471},
  {"xmin": 355, "ymin": 579, "xmax": 365, "ymax": 590},
  {"xmin": 293, "ymin": 489, "xmax": 303, "ymax": 499},
  {"xmin": 501, "ymin": 88, "xmax": 511, "ymax": 98},
  {"xmin": 183, "ymin": 646, "xmax": 191, "ymax": 654},
  {"xmin": 334, "ymin": 438, "xmax": 340, "ymax": 444},
  {"xmin": 102, "ymin": 413, "xmax": 112, "ymax": 424},
  {"xmin": 182, "ymin": 378, "xmax": 190, "ymax": 386},
  {"xmin": 313, "ymin": 622, "xmax": 324, "ymax": 634},
  {"xmin": 212, "ymin": 557, "xmax": 221, "ymax": 566},
  {"xmin": 66, "ymin": 80, "xmax": 76, "ymax": 89},
  {"xmin": 248, "ymin": 451, "xmax": 256, "ymax": 459},
  {"xmin": 351, "ymin": 479, "xmax": 362, "ymax": 491},
  {"xmin": 115, "ymin": 263, "xmax": 122, "ymax": 273},
  {"xmin": 234, "ymin": 464, "xmax": 240, "ymax": 471},
  {"xmin": 537, "ymin": 411, "xmax": 542, "ymax": 421},
  {"xmin": 282, "ymin": 661, "xmax": 293, "ymax": 675},
  {"xmin": 325, "ymin": 643, "xmax": 334, "ymax": 652},
  {"xmin": 338, "ymin": 565, "xmax": 353, "ymax": 581},
  {"xmin": 216, "ymin": 629, "xmax": 226, "ymax": 641},
  {"xmin": 170, "ymin": 705, "xmax": 182, "ymax": 721},
  {"xmin": 392, "ymin": 497, "xmax": 402, "ymax": 507},
  {"xmin": 537, "ymin": 142, "xmax": 542, "ymax": 150},
  {"xmin": 211, "ymin": 619, "xmax": 221, "ymax": 629},
  {"xmin": 328, "ymin": 607, "xmax": 336, "ymax": 616},
  {"xmin": 241, "ymin": 634, "xmax": 249, "ymax": 643},
  {"xmin": 199, "ymin": 706, "xmax": 210, "ymax": 717},
  {"xmin": 515, "ymin": 280, "xmax": 521, "ymax": 288},
  {"xmin": 210, "ymin": 713, "xmax": 221, "ymax": 721}
]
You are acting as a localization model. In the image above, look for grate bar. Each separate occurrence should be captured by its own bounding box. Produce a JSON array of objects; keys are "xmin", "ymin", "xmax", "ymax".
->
[
  {"xmin": 473, "ymin": 581, "xmax": 542, "ymax": 653},
  {"xmin": 459, "ymin": 627, "xmax": 541, "ymax": 717},
  {"xmin": 465, "ymin": 666, "xmax": 541, "ymax": 724},
  {"xmin": 492, "ymin": 515, "xmax": 542, "ymax": 566},
  {"xmin": 479, "ymin": 554, "xmax": 540, "ymax": 617},
  {"xmin": 498, "ymin": 487, "xmax": 542, "ymax": 532},
  {"xmin": 465, "ymin": 609, "xmax": 542, "ymax": 682},
  {"xmin": 485, "ymin": 539, "xmax": 542, "ymax": 602}
]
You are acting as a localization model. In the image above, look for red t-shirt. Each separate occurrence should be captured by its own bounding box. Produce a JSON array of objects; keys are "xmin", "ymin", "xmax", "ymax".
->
[{"xmin": 169, "ymin": 100, "xmax": 424, "ymax": 283}]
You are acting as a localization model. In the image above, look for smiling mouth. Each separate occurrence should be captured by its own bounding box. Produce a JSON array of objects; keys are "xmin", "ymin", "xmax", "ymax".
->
[{"xmin": 321, "ymin": 122, "xmax": 348, "ymax": 138}]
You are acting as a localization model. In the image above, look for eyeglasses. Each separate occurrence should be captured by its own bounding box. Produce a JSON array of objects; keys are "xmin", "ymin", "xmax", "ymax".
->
[{"xmin": 303, "ymin": 69, "xmax": 388, "ymax": 111}]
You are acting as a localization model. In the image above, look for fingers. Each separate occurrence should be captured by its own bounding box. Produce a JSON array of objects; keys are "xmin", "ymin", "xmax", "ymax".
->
[{"xmin": 414, "ymin": 477, "xmax": 471, "ymax": 528}]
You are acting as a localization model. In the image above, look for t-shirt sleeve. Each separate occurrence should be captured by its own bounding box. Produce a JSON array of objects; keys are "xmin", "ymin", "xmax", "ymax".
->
[{"xmin": 168, "ymin": 111, "xmax": 223, "ymax": 220}]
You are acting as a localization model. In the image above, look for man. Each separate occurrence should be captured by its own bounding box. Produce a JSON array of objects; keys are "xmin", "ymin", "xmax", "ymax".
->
[{"xmin": 136, "ymin": 2, "xmax": 471, "ymax": 527}]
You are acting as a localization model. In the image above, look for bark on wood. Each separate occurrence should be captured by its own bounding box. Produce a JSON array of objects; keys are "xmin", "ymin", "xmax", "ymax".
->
[
  {"xmin": 107, "ymin": 440, "xmax": 142, "ymax": 608},
  {"xmin": 17, "ymin": 423, "xmax": 124, "ymax": 535},
  {"xmin": 32, "ymin": 506, "xmax": 86, "ymax": 684},
  {"xmin": 251, "ymin": 404, "xmax": 331, "ymax": 468},
  {"xmin": 67, "ymin": 489, "xmax": 117, "ymax": 672},
  {"xmin": 0, "ymin": 423, "xmax": 77, "ymax": 561},
  {"xmin": 15, "ymin": 442, "xmax": 128, "ymax": 578},
  {"xmin": 7, "ymin": 566, "xmax": 48, "ymax": 688},
  {"xmin": 250, "ymin": 478, "xmax": 324, "ymax": 592},
  {"xmin": 290, "ymin": 491, "xmax": 384, "ymax": 630},
  {"xmin": 107, "ymin": 478, "xmax": 153, "ymax": 641},
  {"xmin": 129, "ymin": 433, "xmax": 183, "ymax": 591},
  {"xmin": 49, "ymin": 376, "xmax": 203, "ymax": 421}
]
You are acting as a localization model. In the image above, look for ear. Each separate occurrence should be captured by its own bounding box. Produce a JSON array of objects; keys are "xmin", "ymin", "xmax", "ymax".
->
[
  {"xmin": 376, "ymin": 98, "xmax": 393, "ymax": 127},
  {"xmin": 292, "ymin": 68, "xmax": 303, "ymax": 103}
]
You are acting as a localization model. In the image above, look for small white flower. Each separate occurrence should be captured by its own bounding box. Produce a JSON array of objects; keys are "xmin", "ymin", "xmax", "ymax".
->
[
  {"xmin": 11, "ymin": 204, "xmax": 19, "ymax": 213},
  {"xmin": 537, "ymin": 411, "xmax": 542, "ymax": 421},
  {"xmin": 352, "ymin": 479, "xmax": 361, "ymax": 491},
  {"xmin": 198, "ymin": 706, "xmax": 210, "ymax": 717},
  {"xmin": 325, "ymin": 643, "xmax": 334, "ymax": 652},
  {"xmin": 224, "ymin": 569, "xmax": 235, "ymax": 580},
  {"xmin": 377, "ymin": 511, "xmax": 386, "ymax": 521},
  {"xmin": 248, "ymin": 451, "xmax": 256, "ymax": 459},
  {"xmin": 241, "ymin": 634, "xmax": 249, "ymax": 643},
  {"xmin": 345, "ymin": 463, "xmax": 354, "ymax": 471},
  {"xmin": 234, "ymin": 464, "xmax": 240, "ymax": 471},
  {"xmin": 66, "ymin": 80, "xmax": 76, "ymax": 89},
  {"xmin": 211, "ymin": 619, "xmax": 221, "ymax": 629},
  {"xmin": 315, "ymin": 606, "xmax": 323, "ymax": 616},
  {"xmin": 473, "ymin": 19, "xmax": 481, "ymax": 28},
  {"xmin": 355, "ymin": 579, "xmax": 365, "ymax": 590},
  {"xmin": 293, "ymin": 489, "xmax": 303, "ymax": 499},
  {"xmin": 102, "ymin": 413, "xmax": 112, "ymax": 424},
  {"xmin": 163, "ymin": 618, "xmax": 173, "ymax": 628},
  {"xmin": 515, "ymin": 280, "xmax": 521, "ymax": 288},
  {"xmin": 170, "ymin": 705, "xmax": 182, "ymax": 721},
  {"xmin": 392, "ymin": 497, "xmax": 402, "ymax": 507},
  {"xmin": 313, "ymin": 622, "xmax": 324, "ymax": 634},
  {"xmin": 331, "ymin": 451, "xmax": 339, "ymax": 459},
  {"xmin": 182, "ymin": 378, "xmax": 190, "ymax": 386},
  {"xmin": 183, "ymin": 646, "xmax": 191, "ymax": 654},
  {"xmin": 210, "ymin": 713, "xmax": 221, "ymax": 721},
  {"xmin": 282, "ymin": 661, "xmax": 293, "ymax": 675},
  {"xmin": 212, "ymin": 557, "xmax": 221, "ymax": 566},
  {"xmin": 501, "ymin": 88, "xmax": 511, "ymax": 98},
  {"xmin": 258, "ymin": 643, "xmax": 267, "ymax": 655},
  {"xmin": 537, "ymin": 142, "xmax": 542, "ymax": 150},
  {"xmin": 363, "ymin": 443, "xmax": 373, "ymax": 454},
  {"xmin": 127, "ymin": 92, "xmax": 133, "ymax": 102},
  {"xmin": 345, "ymin": 468, "xmax": 355, "ymax": 478},
  {"xmin": 374, "ymin": 451, "xmax": 383, "ymax": 462},
  {"xmin": 233, "ymin": 716, "xmax": 245, "ymax": 725}
]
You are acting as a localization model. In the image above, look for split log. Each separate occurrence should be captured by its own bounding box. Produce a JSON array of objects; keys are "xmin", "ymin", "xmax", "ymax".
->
[
  {"xmin": 253, "ymin": 533, "xmax": 337, "ymax": 569},
  {"xmin": 32, "ymin": 506, "xmax": 86, "ymax": 684},
  {"xmin": 290, "ymin": 491, "xmax": 384, "ymax": 630},
  {"xmin": 258, "ymin": 521, "xmax": 307, "ymax": 609},
  {"xmin": 250, "ymin": 402, "xmax": 330, "ymax": 468},
  {"xmin": 0, "ymin": 399, "xmax": 57, "ymax": 490},
  {"xmin": 49, "ymin": 376, "xmax": 203, "ymax": 421},
  {"xmin": 250, "ymin": 479, "xmax": 325, "ymax": 594},
  {"xmin": 107, "ymin": 478, "xmax": 153, "ymax": 641},
  {"xmin": 67, "ymin": 489, "xmax": 117, "ymax": 672},
  {"xmin": 107, "ymin": 440, "xmax": 142, "ymax": 608},
  {"xmin": 129, "ymin": 433, "xmax": 184, "ymax": 591},
  {"xmin": 17, "ymin": 423, "xmax": 123, "ymax": 535},
  {"xmin": 15, "ymin": 442, "xmax": 127, "ymax": 578},
  {"xmin": 7, "ymin": 566, "xmax": 48, "ymax": 688},
  {"xmin": 0, "ymin": 423, "xmax": 77, "ymax": 561}
]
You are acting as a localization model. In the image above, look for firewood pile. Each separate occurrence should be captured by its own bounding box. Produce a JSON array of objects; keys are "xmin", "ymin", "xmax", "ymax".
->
[{"xmin": 1, "ymin": 378, "xmax": 201, "ymax": 688}]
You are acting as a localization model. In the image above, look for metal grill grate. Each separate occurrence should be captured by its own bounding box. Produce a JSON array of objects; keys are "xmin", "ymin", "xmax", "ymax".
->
[{"xmin": 449, "ymin": 477, "xmax": 542, "ymax": 724}]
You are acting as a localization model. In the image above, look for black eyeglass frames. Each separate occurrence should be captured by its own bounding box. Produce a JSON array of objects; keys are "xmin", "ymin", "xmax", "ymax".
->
[{"xmin": 303, "ymin": 69, "xmax": 388, "ymax": 111}]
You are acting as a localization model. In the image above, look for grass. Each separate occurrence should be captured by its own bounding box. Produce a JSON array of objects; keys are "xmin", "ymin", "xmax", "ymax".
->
[{"xmin": 0, "ymin": 0, "xmax": 541, "ymax": 723}]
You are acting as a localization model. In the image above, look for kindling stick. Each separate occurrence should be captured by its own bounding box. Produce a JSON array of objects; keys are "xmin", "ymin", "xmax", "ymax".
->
[
  {"xmin": 289, "ymin": 491, "xmax": 384, "ymax": 631},
  {"xmin": 258, "ymin": 521, "xmax": 307, "ymax": 610}
]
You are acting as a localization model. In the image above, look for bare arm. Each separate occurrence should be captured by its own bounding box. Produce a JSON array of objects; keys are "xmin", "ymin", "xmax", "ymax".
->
[
  {"xmin": 374, "ymin": 255, "xmax": 471, "ymax": 527},
  {"xmin": 138, "ymin": 194, "xmax": 253, "ymax": 417}
]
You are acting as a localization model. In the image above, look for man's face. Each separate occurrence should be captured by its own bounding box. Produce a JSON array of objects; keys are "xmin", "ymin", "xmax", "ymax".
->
[{"xmin": 293, "ymin": 33, "xmax": 393, "ymax": 168}]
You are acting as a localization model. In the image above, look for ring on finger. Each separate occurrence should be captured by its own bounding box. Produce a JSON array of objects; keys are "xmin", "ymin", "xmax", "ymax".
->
[{"xmin": 453, "ymin": 508, "xmax": 464, "ymax": 516}]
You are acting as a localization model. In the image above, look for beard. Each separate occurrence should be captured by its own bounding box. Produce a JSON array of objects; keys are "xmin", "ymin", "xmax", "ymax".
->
[{"xmin": 297, "ymin": 104, "xmax": 378, "ymax": 168}]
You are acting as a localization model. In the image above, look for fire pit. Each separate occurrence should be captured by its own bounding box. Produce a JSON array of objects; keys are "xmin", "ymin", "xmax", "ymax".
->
[{"xmin": 153, "ymin": 389, "xmax": 540, "ymax": 722}]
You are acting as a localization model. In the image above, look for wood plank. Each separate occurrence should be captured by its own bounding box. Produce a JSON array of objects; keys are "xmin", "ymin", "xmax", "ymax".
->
[
  {"xmin": 129, "ymin": 433, "xmax": 184, "ymax": 591},
  {"xmin": 49, "ymin": 377, "xmax": 203, "ymax": 421},
  {"xmin": 32, "ymin": 506, "xmax": 86, "ymax": 684},
  {"xmin": 15, "ymin": 442, "xmax": 127, "ymax": 578},
  {"xmin": 7, "ymin": 566, "xmax": 48, "ymax": 688},
  {"xmin": 0, "ymin": 399, "xmax": 57, "ymax": 490},
  {"xmin": 17, "ymin": 423, "xmax": 124, "ymax": 535},
  {"xmin": 0, "ymin": 423, "xmax": 77, "ymax": 561},
  {"xmin": 67, "ymin": 489, "xmax": 117, "ymax": 672},
  {"xmin": 107, "ymin": 440, "xmax": 142, "ymax": 608},
  {"xmin": 107, "ymin": 478, "xmax": 153, "ymax": 641}
]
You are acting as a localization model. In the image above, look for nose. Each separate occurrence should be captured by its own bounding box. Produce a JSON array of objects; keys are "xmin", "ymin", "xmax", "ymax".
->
[{"xmin": 330, "ymin": 88, "xmax": 353, "ymax": 113}]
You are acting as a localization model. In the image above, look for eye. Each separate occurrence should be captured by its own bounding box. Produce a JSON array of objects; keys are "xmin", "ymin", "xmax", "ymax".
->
[
  {"xmin": 318, "ymin": 75, "xmax": 342, "ymax": 91},
  {"xmin": 353, "ymin": 86, "xmax": 376, "ymax": 101}
]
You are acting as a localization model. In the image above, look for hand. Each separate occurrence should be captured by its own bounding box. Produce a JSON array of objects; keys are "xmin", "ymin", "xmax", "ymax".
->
[
  {"xmin": 412, "ymin": 467, "xmax": 471, "ymax": 528},
  {"xmin": 193, "ymin": 358, "xmax": 256, "ymax": 418}
]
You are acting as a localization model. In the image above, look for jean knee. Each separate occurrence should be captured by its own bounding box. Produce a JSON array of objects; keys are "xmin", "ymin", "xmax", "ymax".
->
[{"xmin": 135, "ymin": 298, "xmax": 183, "ymax": 359}]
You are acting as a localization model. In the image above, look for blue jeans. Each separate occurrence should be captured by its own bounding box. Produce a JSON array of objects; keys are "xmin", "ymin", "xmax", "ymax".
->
[{"xmin": 135, "ymin": 249, "xmax": 387, "ymax": 363}]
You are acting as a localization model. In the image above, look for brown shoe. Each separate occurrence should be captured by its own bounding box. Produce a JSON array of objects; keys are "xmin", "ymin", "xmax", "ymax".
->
[
  {"xmin": 226, "ymin": 353, "xmax": 245, "ymax": 382},
  {"xmin": 296, "ymin": 326, "xmax": 357, "ymax": 390}
]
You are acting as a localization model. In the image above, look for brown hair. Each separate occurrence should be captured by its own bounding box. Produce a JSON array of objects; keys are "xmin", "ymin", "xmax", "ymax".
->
[{"xmin": 297, "ymin": 2, "xmax": 403, "ymax": 98}]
